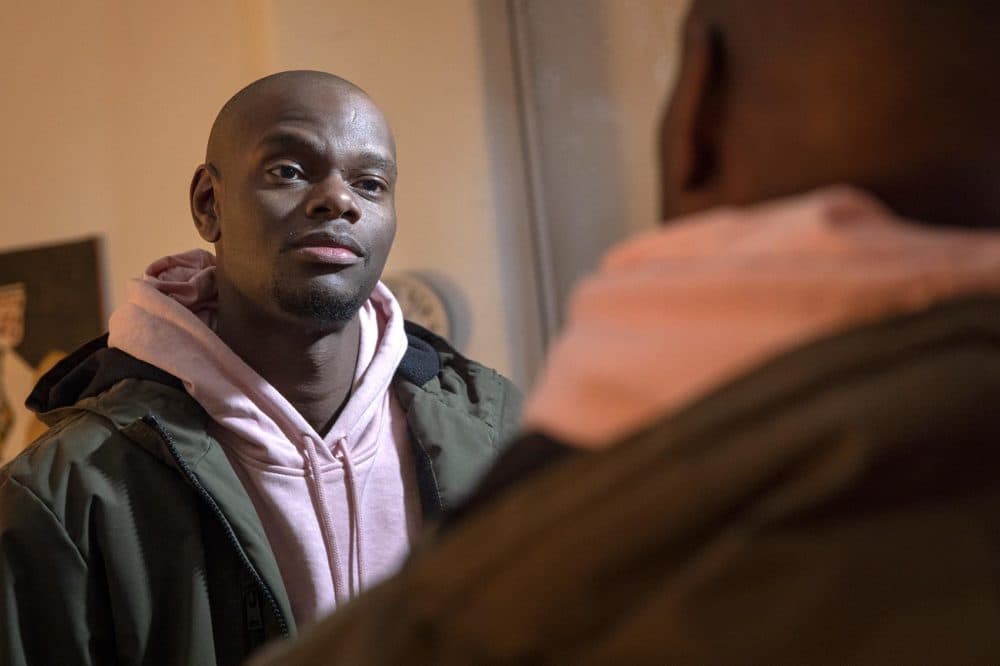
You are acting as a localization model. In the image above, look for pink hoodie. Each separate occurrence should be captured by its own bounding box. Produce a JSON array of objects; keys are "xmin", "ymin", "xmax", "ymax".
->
[
  {"xmin": 525, "ymin": 186, "xmax": 1000, "ymax": 448},
  {"xmin": 108, "ymin": 250, "xmax": 420, "ymax": 626}
]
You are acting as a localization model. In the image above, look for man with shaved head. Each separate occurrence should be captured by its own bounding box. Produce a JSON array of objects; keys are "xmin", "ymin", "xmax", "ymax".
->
[
  {"xmin": 256, "ymin": 2, "xmax": 1000, "ymax": 663},
  {"xmin": 0, "ymin": 70, "xmax": 520, "ymax": 664}
]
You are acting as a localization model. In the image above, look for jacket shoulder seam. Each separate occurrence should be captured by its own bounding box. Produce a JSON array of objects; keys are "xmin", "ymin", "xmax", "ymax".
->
[
  {"xmin": 408, "ymin": 378, "xmax": 502, "ymax": 439},
  {"xmin": 1, "ymin": 474, "xmax": 88, "ymax": 567}
]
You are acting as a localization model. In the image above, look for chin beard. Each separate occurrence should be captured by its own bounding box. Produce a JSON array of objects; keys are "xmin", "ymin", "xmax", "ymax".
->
[{"xmin": 271, "ymin": 278, "xmax": 372, "ymax": 326}]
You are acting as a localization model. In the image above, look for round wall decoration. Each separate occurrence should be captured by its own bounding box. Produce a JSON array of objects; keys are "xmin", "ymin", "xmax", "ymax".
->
[{"xmin": 382, "ymin": 272, "xmax": 452, "ymax": 340}]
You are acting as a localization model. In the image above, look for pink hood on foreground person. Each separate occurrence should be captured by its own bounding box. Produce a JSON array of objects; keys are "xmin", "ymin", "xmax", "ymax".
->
[
  {"xmin": 108, "ymin": 249, "xmax": 419, "ymax": 626},
  {"xmin": 524, "ymin": 187, "xmax": 1000, "ymax": 448}
]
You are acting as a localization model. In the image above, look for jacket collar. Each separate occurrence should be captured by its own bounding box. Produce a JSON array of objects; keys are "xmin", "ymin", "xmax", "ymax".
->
[
  {"xmin": 28, "ymin": 324, "xmax": 442, "ymax": 421},
  {"xmin": 23, "ymin": 323, "xmax": 467, "ymax": 612}
]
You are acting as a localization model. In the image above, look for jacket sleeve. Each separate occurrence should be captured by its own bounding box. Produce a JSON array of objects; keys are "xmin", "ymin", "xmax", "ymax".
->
[{"xmin": 0, "ymin": 474, "xmax": 96, "ymax": 666}]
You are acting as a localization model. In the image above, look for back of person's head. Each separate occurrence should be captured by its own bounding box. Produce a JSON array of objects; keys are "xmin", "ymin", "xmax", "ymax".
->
[{"xmin": 661, "ymin": 0, "xmax": 1000, "ymax": 228}]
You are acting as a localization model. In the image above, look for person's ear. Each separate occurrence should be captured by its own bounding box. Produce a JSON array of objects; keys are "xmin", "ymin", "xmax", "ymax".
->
[
  {"xmin": 659, "ymin": 18, "xmax": 727, "ymax": 218},
  {"xmin": 190, "ymin": 164, "xmax": 222, "ymax": 243}
]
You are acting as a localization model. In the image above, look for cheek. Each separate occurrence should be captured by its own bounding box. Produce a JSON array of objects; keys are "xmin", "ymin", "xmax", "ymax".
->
[
  {"xmin": 221, "ymin": 191, "xmax": 299, "ymax": 249},
  {"xmin": 361, "ymin": 203, "xmax": 396, "ymax": 243},
  {"xmin": 254, "ymin": 190, "xmax": 302, "ymax": 224},
  {"xmin": 385, "ymin": 217, "xmax": 397, "ymax": 244},
  {"xmin": 376, "ymin": 218, "xmax": 397, "ymax": 255},
  {"xmin": 362, "ymin": 218, "xmax": 395, "ymax": 275}
]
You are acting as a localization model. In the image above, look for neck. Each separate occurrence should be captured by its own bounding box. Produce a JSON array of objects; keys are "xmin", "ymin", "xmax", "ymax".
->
[{"xmin": 216, "ymin": 300, "xmax": 363, "ymax": 437}]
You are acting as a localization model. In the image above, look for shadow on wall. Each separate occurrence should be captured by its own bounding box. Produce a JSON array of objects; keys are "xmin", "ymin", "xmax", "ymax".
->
[{"xmin": 475, "ymin": 0, "xmax": 688, "ymax": 351}]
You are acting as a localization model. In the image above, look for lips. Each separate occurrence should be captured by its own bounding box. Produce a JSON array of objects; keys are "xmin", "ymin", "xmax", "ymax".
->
[{"xmin": 285, "ymin": 231, "xmax": 365, "ymax": 266}]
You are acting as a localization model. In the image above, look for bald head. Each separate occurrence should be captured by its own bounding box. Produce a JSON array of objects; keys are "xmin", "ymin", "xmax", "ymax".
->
[
  {"xmin": 662, "ymin": 0, "xmax": 1000, "ymax": 227},
  {"xmin": 206, "ymin": 70, "xmax": 392, "ymax": 177}
]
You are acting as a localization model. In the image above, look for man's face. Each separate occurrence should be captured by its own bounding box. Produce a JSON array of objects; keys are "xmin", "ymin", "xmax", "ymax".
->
[{"xmin": 213, "ymin": 84, "xmax": 397, "ymax": 328}]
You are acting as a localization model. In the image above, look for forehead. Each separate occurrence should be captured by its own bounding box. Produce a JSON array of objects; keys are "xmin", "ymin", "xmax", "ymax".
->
[{"xmin": 234, "ymin": 83, "xmax": 395, "ymax": 159}]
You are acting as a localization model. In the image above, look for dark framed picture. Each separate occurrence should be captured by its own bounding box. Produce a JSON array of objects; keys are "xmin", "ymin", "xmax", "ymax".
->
[{"xmin": 0, "ymin": 237, "xmax": 106, "ymax": 462}]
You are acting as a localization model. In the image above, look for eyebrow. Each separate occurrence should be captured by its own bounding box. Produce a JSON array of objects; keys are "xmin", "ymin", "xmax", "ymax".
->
[
  {"xmin": 354, "ymin": 151, "xmax": 398, "ymax": 177},
  {"xmin": 256, "ymin": 131, "xmax": 396, "ymax": 176}
]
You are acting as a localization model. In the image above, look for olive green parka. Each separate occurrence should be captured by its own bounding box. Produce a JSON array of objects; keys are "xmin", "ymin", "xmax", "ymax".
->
[{"xmin": 0, "ymin": 322, "xmax": 521, "ymax": 666}]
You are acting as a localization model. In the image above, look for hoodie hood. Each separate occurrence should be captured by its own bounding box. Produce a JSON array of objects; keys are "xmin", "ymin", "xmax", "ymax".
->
[
  {"xmin": 524, "ymin": 186, "xmax": 1000, "ymax": 449},
  {"xmin": 26, "ymin": 250, "xmax": 220, "ymax": 421},
  {"xmin": 106, "ymin": 248, "xmax": 408, "ymax": 468}
]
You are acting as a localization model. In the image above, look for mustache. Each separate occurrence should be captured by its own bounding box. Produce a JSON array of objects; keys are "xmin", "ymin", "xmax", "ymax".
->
[{"xmin": 282, "ymin": 229, "xmax": 366, "ymax": 257}]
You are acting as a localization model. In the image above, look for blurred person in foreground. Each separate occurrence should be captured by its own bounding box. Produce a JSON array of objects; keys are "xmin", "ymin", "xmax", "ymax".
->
[
  {"xmin": 0, "ymin": 70, "xmax": 520, "ymax": 664},
  {"xmin": 255, "ymin": 1, "xmax": 1000, "ymax": 663}
]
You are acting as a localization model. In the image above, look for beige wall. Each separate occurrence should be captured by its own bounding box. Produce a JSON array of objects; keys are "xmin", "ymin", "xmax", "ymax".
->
[
  {"xmin": 0, "ymin": 0, "xmax": 272, "ymax": 311},
  {"xmin": 603, "ymin": 0, "xmax": 690, "ymax": 236}
]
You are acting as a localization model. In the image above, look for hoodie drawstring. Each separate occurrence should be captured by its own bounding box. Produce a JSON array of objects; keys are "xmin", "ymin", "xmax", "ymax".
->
[
  {"xmin": 304, "ymin": 432, "xmax": 374, "ymax": 602},
  {"xmin": 340, "ymin": 441, "xmax": 364, "ymax": 596},
  {"xmin": 302, "ymin": 434, "xmax": 348, "ymax": 606}
]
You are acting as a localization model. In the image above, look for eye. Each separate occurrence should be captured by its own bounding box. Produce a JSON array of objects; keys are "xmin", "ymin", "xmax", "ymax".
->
[
  {"xmin": 354, "ymin": 177, "xmax": 388, "ymax": 194},
  {"xmin": 266, "ymin": 163, "xmax": 305, "ymax": 181}
]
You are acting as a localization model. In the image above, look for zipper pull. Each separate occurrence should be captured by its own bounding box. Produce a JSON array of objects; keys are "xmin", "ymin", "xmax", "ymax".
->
[{"xmin": 243, "ymin": 587, "xmax": 265, "ymax": 638}]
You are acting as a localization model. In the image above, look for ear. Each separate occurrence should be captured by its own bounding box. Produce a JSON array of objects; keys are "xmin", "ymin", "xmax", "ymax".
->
[
  {"xmin": 190, "ymin": 164, "xmax": 221, "ymax": 243},
  {"xmin": 659, "ymin": 18, "xmax": 727, "ymax": 219}
]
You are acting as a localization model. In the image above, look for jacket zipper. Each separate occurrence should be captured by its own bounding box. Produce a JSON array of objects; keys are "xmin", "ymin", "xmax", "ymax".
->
[{"xmin": 141, "ymin": 415, "xmax": 290, "ymax": 639}]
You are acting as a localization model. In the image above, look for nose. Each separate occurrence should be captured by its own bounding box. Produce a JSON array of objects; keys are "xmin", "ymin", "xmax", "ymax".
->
[{"xmin": 305, "ymin": 174, "xmax": 361, "ymax": 223}]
